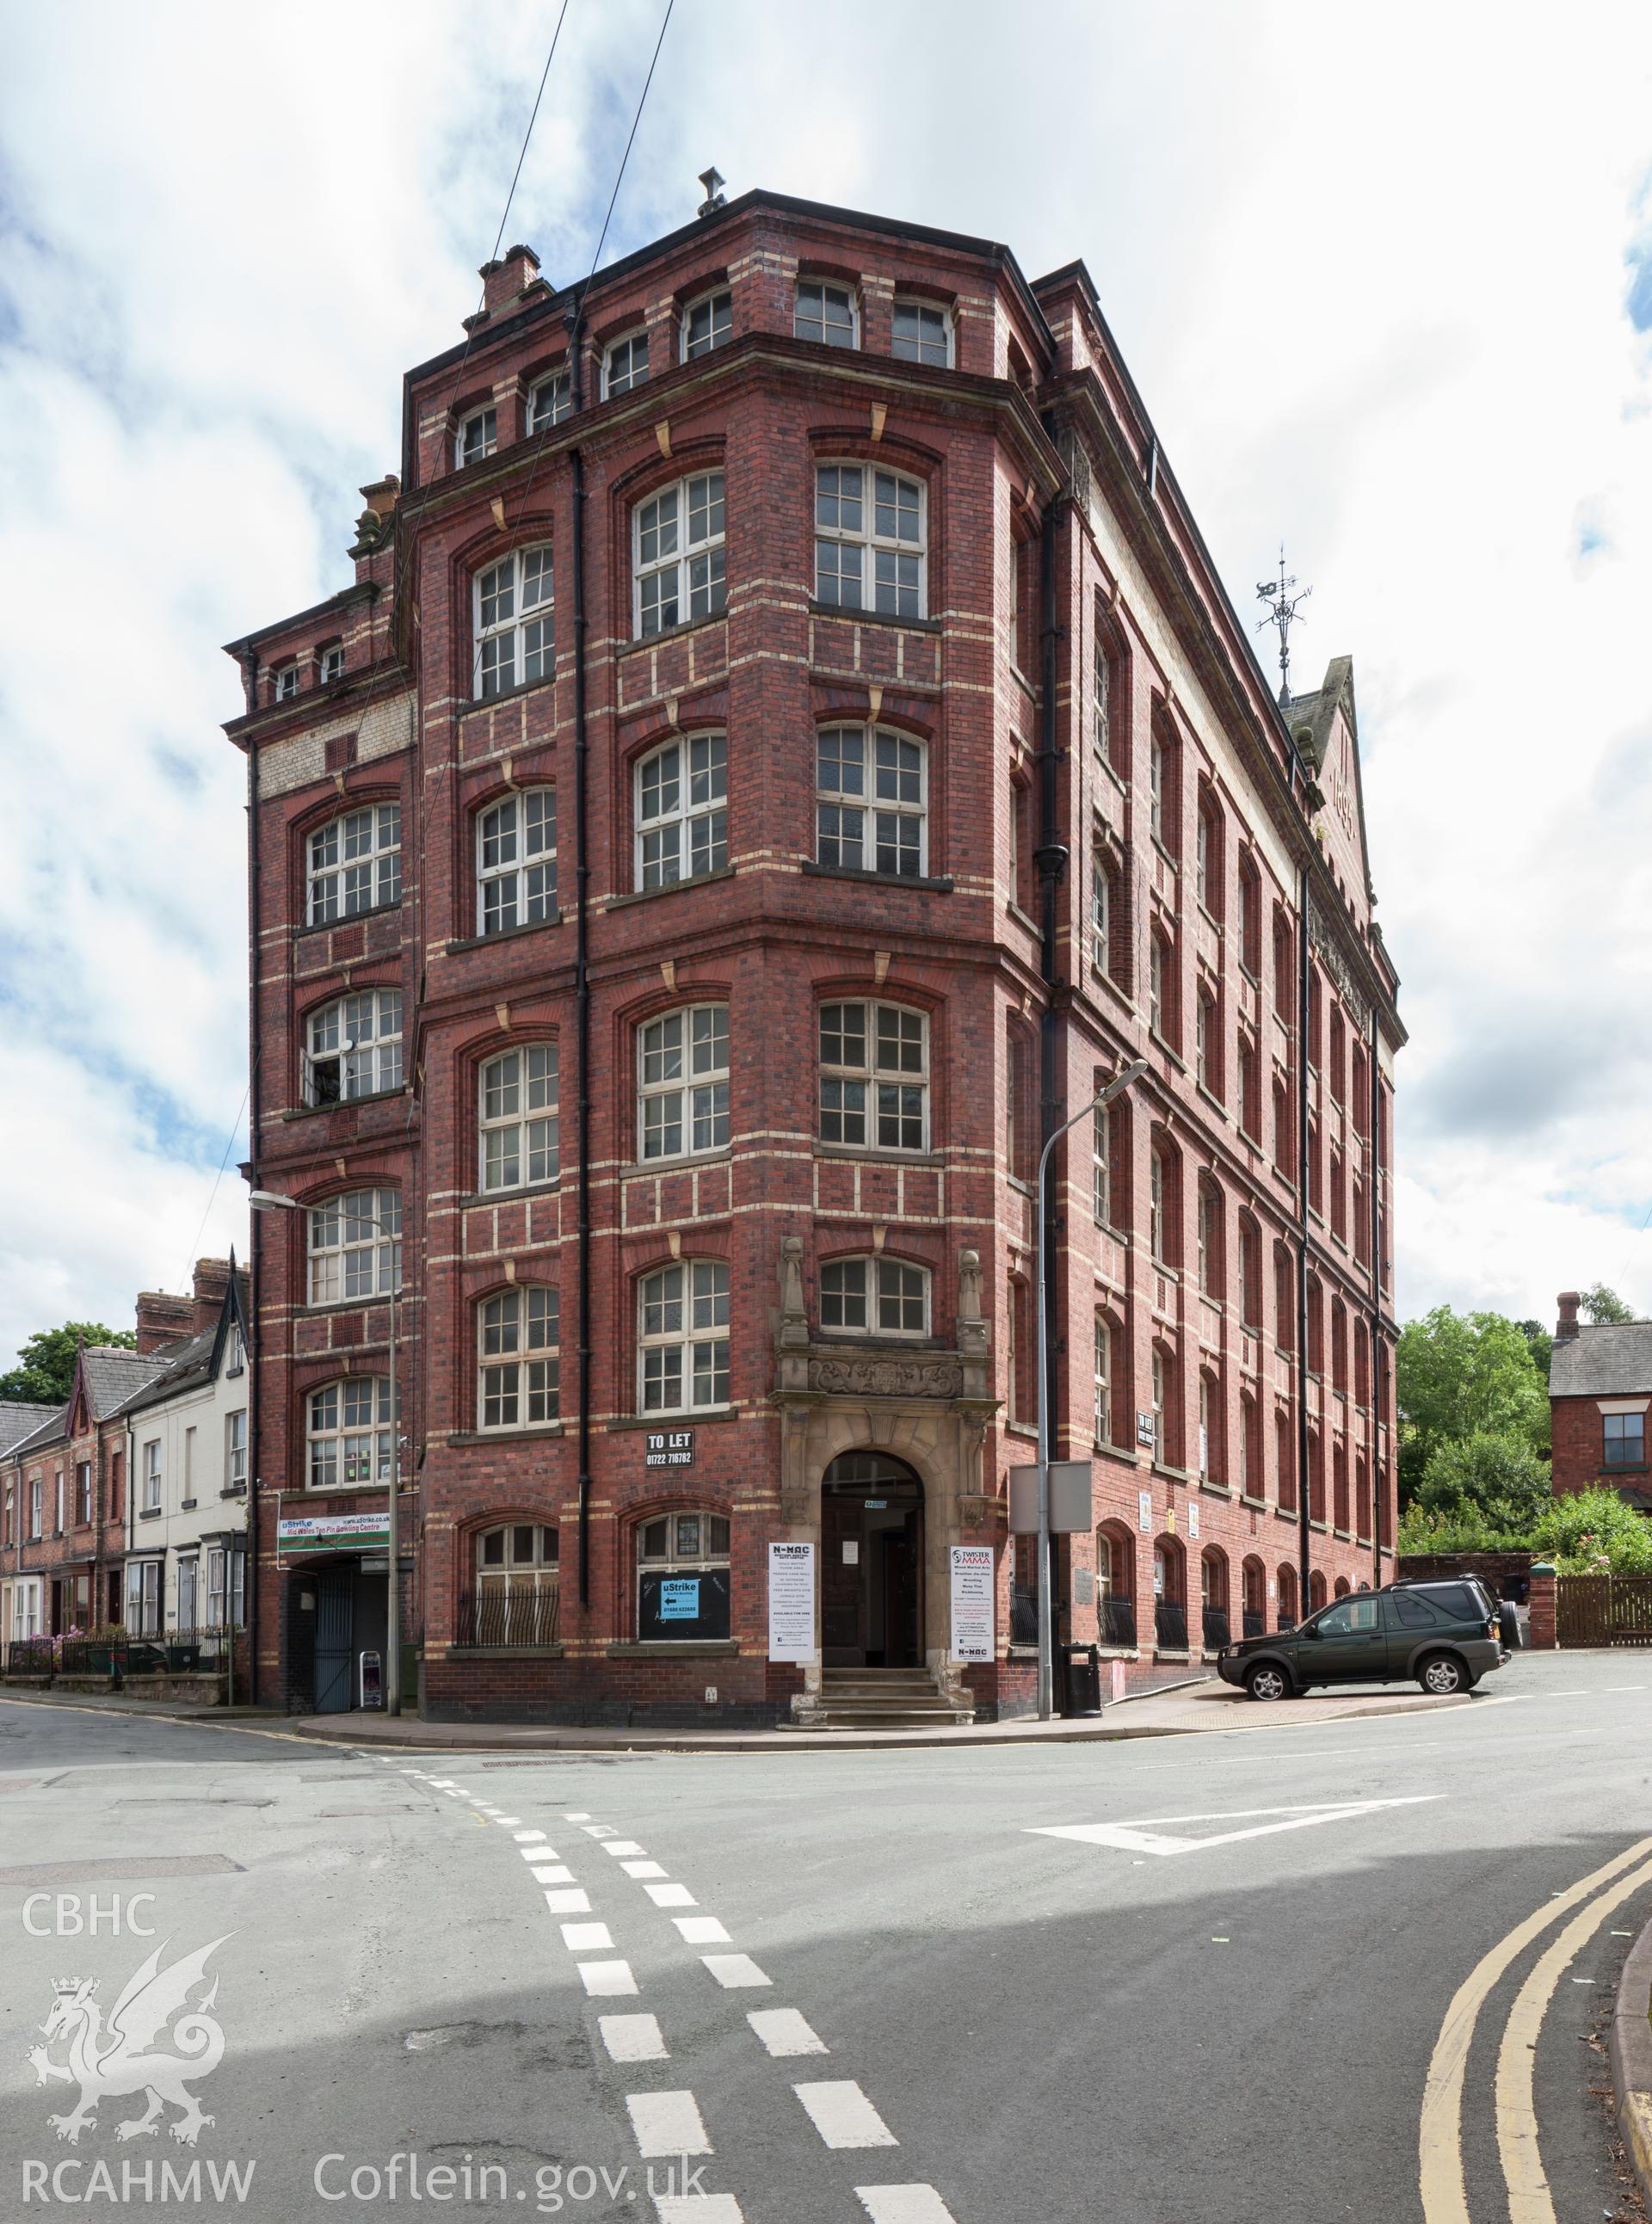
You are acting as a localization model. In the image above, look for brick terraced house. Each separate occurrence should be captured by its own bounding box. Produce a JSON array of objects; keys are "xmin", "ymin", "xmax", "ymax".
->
[
  {"xmin": 1549, "ymin": 1291, "xmax": 1652, "ymax": 1510},
  {"xmin": 224, "ymin": 186, "xmax": 1402, "ymax": 1724}
]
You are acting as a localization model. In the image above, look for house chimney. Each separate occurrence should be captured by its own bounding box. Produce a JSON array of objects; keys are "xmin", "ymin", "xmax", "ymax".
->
[
  {"xmin": 192, "ymin": 1257, "xmax": 233, "ymax": 1332},
  {"xmin": 478, "ymin": 244, "xmax": 541, "ymax": 319},
  {"xmin": 135, "ymin": 1291, "xmax": 196, "ymax": 1355},
  {"xmin": 1556, "ymin": 1290, "xmax": 1581, "ymax": 1342}
]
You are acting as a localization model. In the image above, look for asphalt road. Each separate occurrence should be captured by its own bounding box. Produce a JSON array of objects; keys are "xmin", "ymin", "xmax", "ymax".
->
[{"xmin": 2, "ymin": 1648, "xmax": 1649, "ymax": 2224}]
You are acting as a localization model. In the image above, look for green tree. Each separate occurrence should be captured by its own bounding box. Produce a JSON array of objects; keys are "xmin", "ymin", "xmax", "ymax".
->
[
  {"xmin": 1532, "ymin": 1485, "xmax": 1652, "ymax": 1574},
  {"xmin": 1395, "ymin": 1306, "xmax": 1549, "ymax": 1503},
  {"xmin": 1518, "ymin": 1319, "xmax": 1554, "ymax": 1385},
  {"xmin": 1415, "ymin": 1430, "xmax": 1551, "ymax": 1532},
  {"xmin": 0, "ymin": 1323, "xmax": 135, "ymax": 1406},
  {"xmin": 1581, "ymin": 1283, "xmax": 1637, "ymax": 1325}
]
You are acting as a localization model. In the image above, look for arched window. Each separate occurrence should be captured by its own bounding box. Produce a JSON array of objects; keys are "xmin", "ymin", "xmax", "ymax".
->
[
  {"xmin": 305, "ymin": 989, "xmax": 403, "ymax": 1106},
  {"xmin": 1239, "ymin": 1390, "xmax": 1261, "ymax": 1501},
  {"xmin": 795, "ymin": 280, "xmax": 857, "ymax": 347},
  {"xmin": 1093, "ymin": 606, "xmax": 1125, "ymax": 777},
  {"xmin": 892, "ymin": 297, "xmax": 952, "ymax": 365},
  {"xmin": 1273, "ymin": 1074, "xmax": 1293, "ymax": 1178},
  {"xmin": 1196, "ymin": 1179, "xmax": 1223, "ymax": 1297},
  {"xmin": 1150, "ymin": 1137, "xmax": 1179, "ymax": 1267},
  {"xmin": 814, "ymin": 464, "xmax": 926, "ymax": 619},
  {"xmin": 1153, "ymin": 1537, "xmax": 1187, "ymax": 1649},
  {"xmin": 1196, "ymin": 790, "xmax": 1223, "ymax": 917},
  {"xmin": 638, "ymin": 1005, "xmax": 730, "ymax": 1161},
  {"xmin": 307, "ymin": 1188, "xmax": 399, "ymax": 1305},
  {"xmin": 1278, "ymin": 1560, "xmax": 1299, "ymax": 1630},
  {"xmin": 1307, "ymin": 1275, "xmax": 1325, "ymax": 1374},
  {"xmin": 1238, "ymin": 1216, "xmax": 1261, "ymax": 1329},
  {"xmin": 479, "ymin": 1044, "xmax": 558, "ymax": 1192},
  {"xmin": 1097, "ymin": 1523, "xmax": 1136, "ymax": 1646},
  {"xmin": 1090, "ymin": 847, "xmax": 1113, "ymax": 976},
  {"xmin": 471, "ymin": 1523, "xmax": 559, "ymax": 1647},
  {"xmin": 307, "ymin": 1378, "xmax": 397, "ymax": 1488},
  {"xmin": 473, "ymin": 545, "xmax": 553, "ymax": 699},
  {"xmin": 1092, "ymin": 1101, "xmax": 1113, "ymax": 1226},
  {"xmin": 1354, "ymin": 1321, "xmax": 1371, "ymax": 1408},
  {"xmin": 1150, "ymin": 1343, "xmax": 1175, "ymax": 1465},
  {"xmin": 1238, "ymin": 851, "xmax": 1261, "ymax": 975},
  {"xmin": 819, "ymin": 1257, "xmax": 930, "ymax": 1337},
  {"xmin": 1149, "ymin": 928, "xmax": 1178, "ymax": 1047},
  {"xmin": 636, "ymin": 735, "xmax": 728, "ymax": 888},
  {"xmin": 634, "ymin": 472, "xmax": 726, "ymax": 638},
  {"xmin": 1356, "ymin": 1453, "xmax": 1371, "ymax": 1540},
  {"xmin": 1331, "ymin": 1301, "xmax": 1348, "ymax": 1393},
  {"xmin": 681, "ymin": 288, "xmax": 732, "ymax": 359},
  {"xmin": 307, "ymin": 803, "xmax": 401, "ymax": 926},
  {"xmin": 1093, "ymin": 1315, "xmax": 1111, "ymax": 1445},
  {"xmin": 1199, "ymin": 1369, "xmax": 1222, "ymax": 1482},
  {"xmin": 1195, "ymin": 983, "xmax": 1219, "ymax": 1097},
  {"xmin": 1006, "ymin": 1019, "xmax": 1035, "ymax": 1186},
  {"xmin": 1200, "ymin": 1548, "xmax": 1230, "ymax": 1649},
  {"xmin": 637, "ymin": 1510, "xmax": 731, "ymax": 1640},
  {"xmin": 817, "ymin": 727, "xmax": 927, "ymax": 877},
  {"xmin": 1274, "ymin": 1245, "xmax": 1296, "ymax": 1352},
  {"xmin": 639, "ymin": 1261, "xmax": 730, "ymax": 1413},
  {"xmin": 1333, "ymin": 1440, "xmax": 1349, "ymax": 1532},
  {"xmin": 478, "ymin": 788, "xmax": 556, "ymax": 935},
  {"xmin": 818, "ymin": 1002, "xmax": 928, "ymax": 1152},
  {"xmin": 603, "ymin": 329, "xmax": 650, "ymax": 397},
  {"xmin": 1149, "ymin": 730, "xmax": 1166, "ymax": 847},
  {"xmin": 1328, "ymin": 1007, "xmax": 1347, "ymax": 1106},
  {"xmin": 1242, "ymin": 1556, "xmax": 1267, "ymax": 1637},
  {"xmin": 1276, "ymin": 1408, "xmax": 1297, "ymax": 1513},
  {"xmin": 1310, "ymin": 1569, "xmax": 1329, "ymax": 1613},
  {"xmin": 1334, "ymin": 1574, "xmax": 1352, "ymax": 1599},
  {"xmin": 456, "ymin": 405, "xmax": 496, "ymax": 468},
  {"xmin": 478, "ymin": 1288, "xmax": 560, "ymax": 1430},
  {"xmin": 1239, "ymin": 1032, "xmax": 1261, "ymax": 1141},
  {"xmin": 1308, "ymin": 1429, "xmax": 1326, "ymax": 1524},
  {"xmin": 1273, "ymin": 911, "xmax": 1293, "ymax": 1022}
]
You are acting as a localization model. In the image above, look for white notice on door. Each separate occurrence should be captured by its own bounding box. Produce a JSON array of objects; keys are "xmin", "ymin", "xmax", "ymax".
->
[
  {"xmin": 950, "ymin": 1544, "xmax": 996, "ymax": 1663},
  {"xmin": 767, "ymin": 1541, "xmax": 816, "ymax": 1663},
  {"xmin": 841, "ymin": 1540, "xmax": 859, "ymax": 1565}
]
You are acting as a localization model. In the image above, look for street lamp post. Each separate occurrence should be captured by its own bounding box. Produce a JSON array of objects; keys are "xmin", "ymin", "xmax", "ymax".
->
[
  {"xmin": 1034, "ymin": 1058, "xmax": 1149, "ymax": 1722},
  {"xmin": 250, "ymin": 1189, "xmax": 404, "ymax": 1716}
]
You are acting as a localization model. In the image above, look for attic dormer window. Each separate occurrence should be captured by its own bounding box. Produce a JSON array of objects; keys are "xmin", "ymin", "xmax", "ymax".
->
[
  {"xmin": 604, "ymin": 332, "xmax": 650, "ymax": 398},
  {"xmin": 458, "ymin": 408, "xmax": 497, "ymax": 468},
  {"xmin": 273, "ymin": 663, "xmax": 299, "ymax": 704},
  {"xmin": 318, "ymin": 644, "xmax": 345, "ymax": 685}
]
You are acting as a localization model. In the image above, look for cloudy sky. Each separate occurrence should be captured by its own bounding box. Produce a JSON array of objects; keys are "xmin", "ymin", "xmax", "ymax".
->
[{"xmin": 2, "ymin": 0, "xmax": 1649, "ymax": 1365}]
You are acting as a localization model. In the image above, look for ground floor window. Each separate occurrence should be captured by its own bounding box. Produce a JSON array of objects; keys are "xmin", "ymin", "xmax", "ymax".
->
[
  {"xmin": 126, "ymin": 1559, "xmax": 161, "ymax": 1636},
  {"xmin": 205, "ymin": 1545, "xmax": 244, "ymax": 1629},
  {"xmin": 471, "ymin": 1524, "xmax": 560, "ymax": 1646},
  {"xmin": 12, "ymin": 1579, "xmax": 42, "ymax": 1642},
  {"xmin": 177, "ymin": 1556, "xmax": 198, "ymax": 1632},
  {"xmin": 637, "ymin": 1512, "xmax": 730, "ymax": 1642}
]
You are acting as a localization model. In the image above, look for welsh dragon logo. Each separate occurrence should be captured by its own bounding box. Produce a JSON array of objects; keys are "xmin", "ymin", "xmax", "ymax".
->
[{"xmin": 27, "ymin": 1936, "xmax": 231, "ymax": 2147}]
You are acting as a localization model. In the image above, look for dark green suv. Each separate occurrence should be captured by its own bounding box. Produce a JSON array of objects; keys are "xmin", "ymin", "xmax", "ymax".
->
[{"xmin": 1216, "ymin": 1579, "xmax": 1505, "ymax": 1702}]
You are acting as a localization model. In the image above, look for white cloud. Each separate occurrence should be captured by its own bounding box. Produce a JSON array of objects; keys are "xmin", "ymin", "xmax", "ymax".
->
[{"xmin": 2, "ymin": 0, "xmax": 1649, "ymax": 1364}]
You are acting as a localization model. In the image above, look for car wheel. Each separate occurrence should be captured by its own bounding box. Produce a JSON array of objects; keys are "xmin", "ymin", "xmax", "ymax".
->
[
  {"xmin": 1419, "ymin": 1653, "xmax": 1466, "ymax": 1697},
  {"xmin": 1246, "ymin": 1662, "xmax": 1291, "ymax": 1703}
]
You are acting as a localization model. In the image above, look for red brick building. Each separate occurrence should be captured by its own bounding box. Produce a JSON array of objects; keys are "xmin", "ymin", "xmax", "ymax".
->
[
  {"xmin": 1549, "ymin": 1291, "xmax": 1652, "ymax": 1508},
  {"xmin": 224, "ymin": 188, "xmax": 1402, "ymax": 1724}
]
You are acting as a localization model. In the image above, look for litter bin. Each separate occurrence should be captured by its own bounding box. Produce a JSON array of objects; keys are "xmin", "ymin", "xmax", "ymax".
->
[{"xmin": 1064, "ymin": 1642, "xmax": 1104, "ymax": 1718}]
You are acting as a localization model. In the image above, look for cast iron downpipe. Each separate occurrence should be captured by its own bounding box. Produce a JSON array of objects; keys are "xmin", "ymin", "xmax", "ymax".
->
[
  {"xmin": 565, "ymin": 303, "xmax": 594, "ymax": 1608},
  {"xmin": 243, "ymin": 649, "xmax": 262, "ymax": 1703},
  {"xmin": 1034, "ymin": 470, "xmax": 1069, "ymax": 1481},
  {"xmin": 1296, "ymin": 859, "xmax": 1313, "ymax": 1616}
]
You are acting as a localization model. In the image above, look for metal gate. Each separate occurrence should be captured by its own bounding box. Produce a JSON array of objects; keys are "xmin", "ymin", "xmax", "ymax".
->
[
  {"xmin": 1556, "ymin": 1574, "xmax": 1652, "ymax": 1647},
  {"xmin": 313, "ymin": 1571, "xmax": 354, "ymax": 1710}
]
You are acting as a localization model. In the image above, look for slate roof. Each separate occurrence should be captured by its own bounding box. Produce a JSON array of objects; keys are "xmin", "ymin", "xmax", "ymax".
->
[
  {"xmin": 6, "ymin": 1402, "xmax": 70, "ymax": 1458},
  {"xmin": 1549, "ymin": 1323, "xmax": 1652, "ymax": 1399},
  {"xmin": 0, "ymin": 1401, "xmax": 59, "ymax": 1456},
  {"xmin": 114, "ymin": 1327, "xmax": 218, "ymax": 1418},
  {"xmin": 82, "ymin": 1346, "xmax": 176, "ymax": 1420}
]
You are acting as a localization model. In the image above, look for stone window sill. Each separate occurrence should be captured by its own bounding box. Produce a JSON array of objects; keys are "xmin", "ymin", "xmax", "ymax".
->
[
  {"xmin": 800, "ymin": 862, "xmax": 953, "ymax": 895},
  {"xmin": 447, "ymin": 1424, "xmax": 564, "ymax": 1446},
  {"xmin": 605, "ymin": 1408, "xmax": 739, "ymax": 1433},
  {"xmin": 452, "ymin": 1643, "xmax": 564, "ymax": 1660},
  {"xmin": 282, "ymin": 1086, "xmax": 408, "ymax": 1124},
  {"xmin": 460, "ymin": 1180, "xmax": 561, "ymax": 1210},
  {"xmin": 624, "ymin": 1147, "xmax": 732, "ymax": 1180},
  {"xmin": 806, "ymin": 600, "xmax": 940, "ymax": 635},
  {"xmin": 621, "ymin": 610, "xmax": 729, "ymax": 656},
  {"xmin": 446, "ymin": 913, "xmax": 563, "ymax": 957},
  {"xmin": 606, "ymin": 1640, "xmax": 740, "ymax": 1659},
  {"xmin": 813, "ymin": 1144, "xmax": 942, "ymax": 1169},
  {"xmin": 607, "ymin": 866, "xmax": 736, "ymax": 911},
  {"xmin": 459, "ymin": 674, "xmax": 556, "ymax": 718},
  {"xmin": 139, "ymin": 1507, "xmax": 163, "ymax": 1521},
  {"xmin": 294, "ymin": 899, "xmax": 404, "ymax": 946}
]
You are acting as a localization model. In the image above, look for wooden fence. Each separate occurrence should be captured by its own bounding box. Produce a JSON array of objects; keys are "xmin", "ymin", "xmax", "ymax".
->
[{"xmin": 1556, "ymin": 1574, "xmax": 1652, "ymax": 1648}]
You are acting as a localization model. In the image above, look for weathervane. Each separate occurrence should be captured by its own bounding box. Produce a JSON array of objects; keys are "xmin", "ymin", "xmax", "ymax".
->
[{"xmin": 1256, "ymin": 546, "xmax": 1311, "ymax": 706}]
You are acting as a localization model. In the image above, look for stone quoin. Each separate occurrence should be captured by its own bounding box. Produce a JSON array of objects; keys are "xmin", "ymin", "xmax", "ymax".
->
[{"xmin": 222, "ymin": 188, "xmax": 1403, "ymax": 1723}]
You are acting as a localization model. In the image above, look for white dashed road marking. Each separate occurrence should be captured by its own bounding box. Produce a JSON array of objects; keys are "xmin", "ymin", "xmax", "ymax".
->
[
  {"xmin": 1030, "ymin": 1796, "xmax": 1443, "ymax": 1857},
  {"xmin": 560, "ymin": 1922, "xmax": 613, "ymax": 1951},
  {"xmin": 564, "ymin": 1810, "xmax": 592, "ymax": 1820},
  {"xmin": 603, "ymin": 1839, "xmax": 646, "ymax": 1856},
  {"xmin": 748, "ymin": 2009, "xmax": 828, "ymax": 2058},
  {"xmin": 655, "ymin": 2196, "xmax": 743, "ymax": 2223},
  {"xmin": 601, "ymin": 2013, "xmax": 669, "ymax": 2063},
  {"xmin": 794, "ymin": 2080, "xmax": 899, "ymax": 2149},
  {"xmin": 855, "ymin": 2186, "xmax": 959, "ymax": 2222},
  {"xmin": 624, "ymin": 1860, "xmax": 669, "ymax": 1878},
  {"xmin": 626, "ymin": 2090, "xmax": 712, "ymax": 2157},
  {"xmin": 674, "ymin": 1916, "xmax": 731, "ymax": 1944},
  {"xmin": 702, "ymin": 1955, "xmax": 772, "ymax": 1990},
  {"xmin": 645, "ymin": 1882, "xmax": 697, "ymax": 1907},
  {"xmin": 493, "ymin": 1814, "xmax": 523, "ymax": 1826},
  {"xmin": 583, "ymin": 1824, "xmax": 618, "ymax": 1838},
  {"xmin": 577, "ymin": 1960, "xmax": 638, "ymax": 1997},
  {"xmin": 544, "ymin": 1888, "xmax": 591, "ymax": 1913},
  {"xmin": 513, "ymin": 1829, "xmax": 548, "ymax": 1842},
  {"xmin": 521, "ymin": 1844, "xmax": 560, "ymax": 1862},
  {"xmin": 532, "ymin": 1864, "xmax": 576, "ymax": 1884}
]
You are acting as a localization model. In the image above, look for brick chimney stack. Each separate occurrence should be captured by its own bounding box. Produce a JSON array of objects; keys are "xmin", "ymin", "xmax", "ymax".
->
[
  {"xmin": 191, "ymin": 1258, "xmax": 233, "ymax": 1332},
  {"xmin": 1556, "ymin": 1290, "xmax": 1581, "ymax": 1342},
  {"xmin": 134, "ymin": 1291, "xmax": 195, "ymax": 1354},
  {"xmin": 478, "ymin": 244, "xmax": 541, "ymax": 318}
]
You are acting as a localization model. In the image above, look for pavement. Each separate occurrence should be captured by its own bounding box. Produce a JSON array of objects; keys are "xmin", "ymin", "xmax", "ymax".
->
[
  {"xmin": 1, "ymin": 1648, "xmax": 1648, "ymax": 2224},
  {"xmin": 0, "ymin": 1671, "xmax": 1473, "ymax": 1750}
]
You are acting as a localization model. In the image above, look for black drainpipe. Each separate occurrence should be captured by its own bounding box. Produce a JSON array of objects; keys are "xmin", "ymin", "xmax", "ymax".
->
[
  {"xmin": 1033, "ymin": 453, "xmax": 1069, "ymax": 1457},
  {"xmin": 1296, "ymin": 859, "xmax": 1312, "ymax": 1615},
  {"xmin": 242, "ymin": 650, "xmax": 262, "ymax": 1703},
  {"xmin": 566, "ymin": 305, "xmax": 593, "ymax": 1608},
  {"xmin": 1368, "ymin": 1008, "xmax": 1384, "ymax": 1586}
]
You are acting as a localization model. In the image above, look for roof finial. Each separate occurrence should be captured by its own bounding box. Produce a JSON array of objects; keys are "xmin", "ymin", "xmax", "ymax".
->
[{"xmin": 1256, "ymin": 544, "xmax": 1311, "ymax": 708}]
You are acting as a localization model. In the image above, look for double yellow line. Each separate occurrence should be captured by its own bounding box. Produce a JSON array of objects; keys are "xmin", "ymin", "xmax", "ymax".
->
[{"xmin": 1421, "ymin": 1833, "xmax": 1652, "ymax": 2224}]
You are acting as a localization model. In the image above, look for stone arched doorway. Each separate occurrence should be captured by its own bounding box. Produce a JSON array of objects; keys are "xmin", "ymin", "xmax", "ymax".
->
[{"xmin": 821, "ymin": 1451, "xmax": 924, "ymax": 1668}]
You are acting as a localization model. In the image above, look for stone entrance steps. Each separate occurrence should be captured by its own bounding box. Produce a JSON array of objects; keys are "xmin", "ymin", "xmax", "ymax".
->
[{"xmin": 789, "ymin": 1666, "xmax": 975, "ymax": 1730}]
